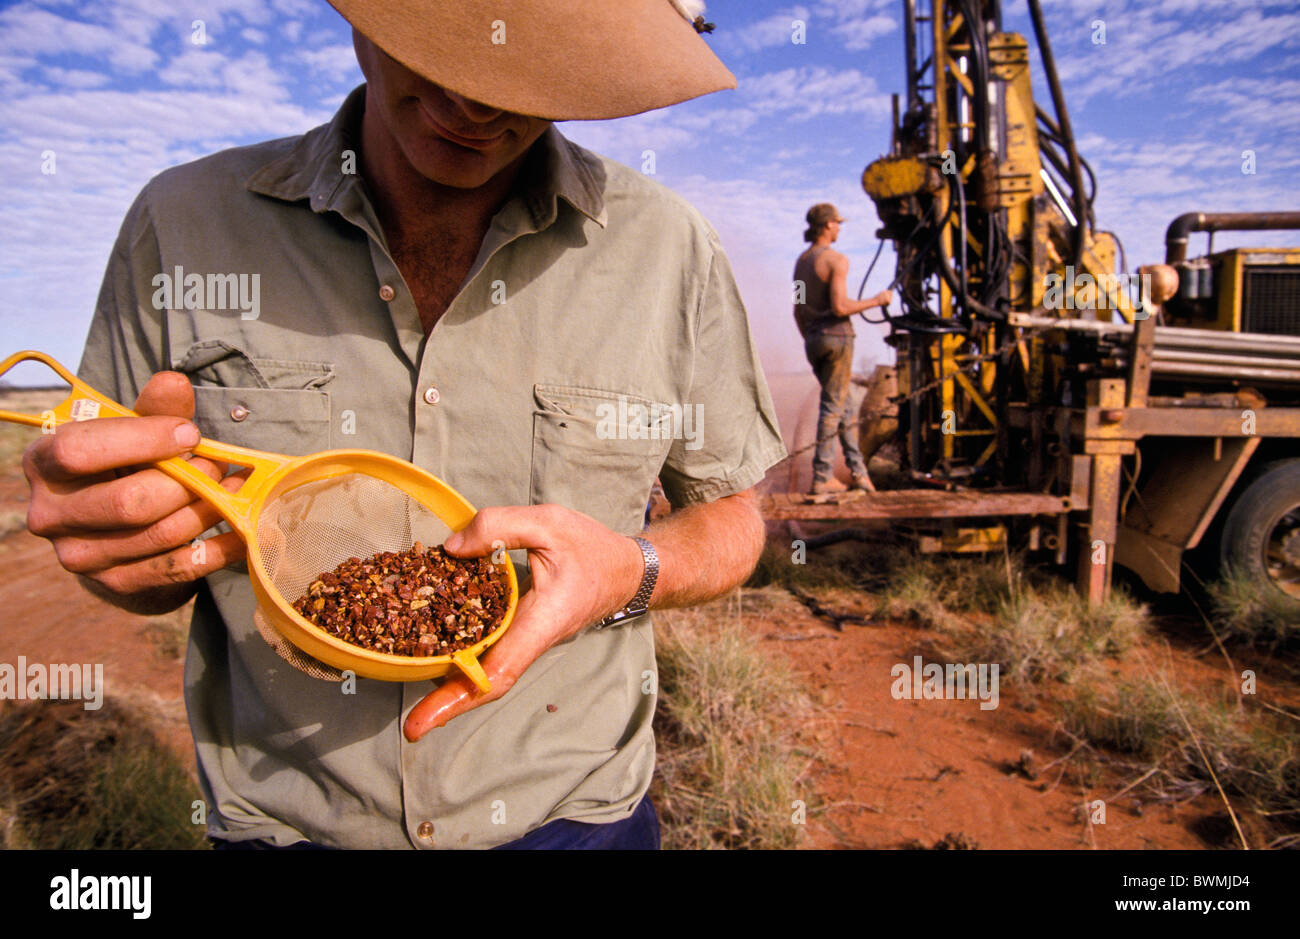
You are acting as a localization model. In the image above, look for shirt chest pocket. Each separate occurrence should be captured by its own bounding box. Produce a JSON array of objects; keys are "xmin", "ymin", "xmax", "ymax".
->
[
  {"xmin": 192, "ymin": 386, "xmax": 333, "ymax": 455},
  {"xmin": 530, "ymin": 384, "xmax": 673, "ymax": 534},
  {"xmin": 179, "ymin": 340, "xmax": 334, "ymax": 455}
]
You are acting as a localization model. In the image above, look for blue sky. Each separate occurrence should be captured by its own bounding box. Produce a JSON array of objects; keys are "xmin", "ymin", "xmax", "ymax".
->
[{"xmin": 1, "ymin": 0, "xmax": 1297, "ymax": 387}]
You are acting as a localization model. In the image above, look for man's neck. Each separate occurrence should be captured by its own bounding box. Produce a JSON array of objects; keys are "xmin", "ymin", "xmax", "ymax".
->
[
  {"xmin": 359, "ymin": 106, "xmax": 528, "ymax": 246},
  {"xmin": 812, "ymin": 232, "xmax": 834, "ymax": 249}
]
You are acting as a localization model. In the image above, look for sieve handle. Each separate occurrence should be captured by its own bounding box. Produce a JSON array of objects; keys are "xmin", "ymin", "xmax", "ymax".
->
[
  {"xmin": 450, "ymin": 649, "xmax": 492, "ymax": 693},
  {"xmin": 0, "ymin": 349, "xmax": 131, "ymax": 429},
  {"xmin": 0, "ymin": 350, "xmax": 292, "ymax": 539}
]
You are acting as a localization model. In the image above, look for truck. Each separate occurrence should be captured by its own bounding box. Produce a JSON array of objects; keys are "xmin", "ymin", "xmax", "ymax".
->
[{"xmin": 760, "ymin": 0, "xmax": 1300, "ymax": 616}]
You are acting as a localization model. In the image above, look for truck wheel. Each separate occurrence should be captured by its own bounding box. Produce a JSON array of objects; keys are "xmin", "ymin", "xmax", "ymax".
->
[{"xmin": 1219, "ymin": 459, "xmax": 1300, "ymax": 614}]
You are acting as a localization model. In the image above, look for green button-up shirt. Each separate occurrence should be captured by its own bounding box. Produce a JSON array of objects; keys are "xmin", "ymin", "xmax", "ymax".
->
[{"xmin": 77, "ymin": 85, "xmax": 787, "ymax": 848}]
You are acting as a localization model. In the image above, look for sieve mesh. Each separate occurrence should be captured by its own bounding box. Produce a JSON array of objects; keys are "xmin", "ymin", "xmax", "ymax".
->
[{"xmin": 252, "ymin": 473, "xmax": 455, "ymax": 671}]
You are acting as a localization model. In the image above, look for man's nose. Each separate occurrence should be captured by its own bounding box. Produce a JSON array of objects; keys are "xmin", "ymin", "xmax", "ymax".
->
[{"xmin": 442, "ymin": 88, "xmax": 505, "ymax": 123}]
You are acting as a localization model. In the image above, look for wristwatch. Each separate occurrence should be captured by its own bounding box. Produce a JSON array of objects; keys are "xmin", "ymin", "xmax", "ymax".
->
[{"xmin": 596, "ymin": 536, "xmax": 658, "ymax": 628}]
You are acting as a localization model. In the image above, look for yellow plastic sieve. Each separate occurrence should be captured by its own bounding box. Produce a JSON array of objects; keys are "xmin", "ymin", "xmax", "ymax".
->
[{"xmin": 0, "ymin": 350, "xmax": 517, "ymax": 691}]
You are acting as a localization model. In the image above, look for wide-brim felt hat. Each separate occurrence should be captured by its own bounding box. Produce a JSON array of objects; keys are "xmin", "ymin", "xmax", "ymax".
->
[{"xmin": 327, "ymin": 0, "xmax": 737, "ymax": 120}]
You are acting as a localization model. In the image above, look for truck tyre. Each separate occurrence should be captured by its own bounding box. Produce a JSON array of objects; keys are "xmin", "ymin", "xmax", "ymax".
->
[{"xmin": 1219, "ymin": 459, "xmax": 1300, "ymax": 615}]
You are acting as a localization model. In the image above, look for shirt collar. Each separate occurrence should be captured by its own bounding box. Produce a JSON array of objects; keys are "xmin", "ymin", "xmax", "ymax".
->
[{"xmin": 245, "ymin": 84, "xmax": 607, "ymax": 230}]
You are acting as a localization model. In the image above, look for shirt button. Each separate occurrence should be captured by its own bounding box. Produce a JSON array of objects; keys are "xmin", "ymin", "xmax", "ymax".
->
[
  {"xmin": 416, "ymin": 821, "xmax": 434, "ymax": 842},
  {"xmin": 423, "ymin": 387, "xmax": 441, "ymax": 406},
  {"xmin": 379, "ymin": 284, "xmax": 396, "ymax": 302},
  {"xmin": 230, "ymin": 405, "xmax": 249, "ymax": 422}
]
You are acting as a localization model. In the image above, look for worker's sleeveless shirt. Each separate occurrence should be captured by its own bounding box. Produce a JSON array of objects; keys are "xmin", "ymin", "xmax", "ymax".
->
[{"xmin": 793, "ymin": 245, "xmax": 853, "ymax": 339}]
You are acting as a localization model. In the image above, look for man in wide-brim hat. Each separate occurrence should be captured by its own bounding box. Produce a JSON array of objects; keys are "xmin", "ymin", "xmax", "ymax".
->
[{"xmin": 30, "ymin": 0, "xmax": 788, "ymax": 849}]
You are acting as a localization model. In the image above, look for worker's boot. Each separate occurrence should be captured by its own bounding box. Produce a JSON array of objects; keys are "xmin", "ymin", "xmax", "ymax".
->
[
  {"xmin": 810, "ymin": 476, "xmax": 848, "ymax": 496},
  {"xmin": 851, "ymin": 473, "xmax": 875, "ymax": 492}
]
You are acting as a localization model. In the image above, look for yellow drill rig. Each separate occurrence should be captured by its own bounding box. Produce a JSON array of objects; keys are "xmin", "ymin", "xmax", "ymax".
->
[{"xmin": 767, "ymin": 0, "xmax": 1300, "ymax": 613}]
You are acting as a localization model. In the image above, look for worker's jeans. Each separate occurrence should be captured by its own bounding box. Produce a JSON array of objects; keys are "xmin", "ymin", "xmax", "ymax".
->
[{"xmin": 804, "ymin": 332, "xmax": 869, "ymax": 483}]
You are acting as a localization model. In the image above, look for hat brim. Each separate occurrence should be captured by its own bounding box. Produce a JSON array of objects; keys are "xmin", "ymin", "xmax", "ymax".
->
[{"xmin": 329, "ymin": 0, "xmax": 737, "ymax": 121}]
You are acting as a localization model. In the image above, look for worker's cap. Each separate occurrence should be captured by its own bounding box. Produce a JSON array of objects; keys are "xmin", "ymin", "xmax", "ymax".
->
[
  {"xmin": 327, "ymin": 0, "xmax": 736, "ymax": 121},
  {"xmin": 806, "ymin": 203, "xmax": 846, "ymax": 226}
]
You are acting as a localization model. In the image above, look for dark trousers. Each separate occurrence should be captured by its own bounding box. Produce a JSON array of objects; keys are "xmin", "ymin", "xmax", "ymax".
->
[
  {"xmin": 493, "ymin": 794, "xmax": 659, "ymax": 850},
  {"xmin": 804, "ymin": 332, "xmax": 868, "ymax": 482},
  {"xmin": 208, "ymin": 794, "xmax": 660, "ymax": 851}
]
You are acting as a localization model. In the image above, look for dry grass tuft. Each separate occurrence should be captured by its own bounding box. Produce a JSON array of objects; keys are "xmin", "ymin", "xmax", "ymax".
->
[
  {"xmin": 651, "ymin": 599, "xmax": 821, "ymax": 849},
  {"xmin": 745, "ymin": 538, "xmax": 868, "ymax": 592},
  {"xmin": 875, "ymin": 548, "xmax": 1150, "ymax": 684},
  {"xmin": 1208, "ymin": 566, "xmax": 1299, "ymax": 649},
  {"xmin": 0, "ymin": 698, "xmax": 209, "ymax": 850},
  {"xmin": 749, "ymin": 537, "xmax": 1150, "ymax": 686},
  {"xmin": 1060, "ymin": 670, "xmax": 1300, "ymax": 848}
]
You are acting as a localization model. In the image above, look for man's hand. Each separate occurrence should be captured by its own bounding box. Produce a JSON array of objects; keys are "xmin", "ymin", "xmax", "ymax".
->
[
  {"xmin": 873, "ymin": 288, "xmax": 893, "ymax": 308},
  {"xmin": 23, "ymin": 371, "xmax": 247, "ymax": 615},
  {"xmin": 402, "ymin": 503, "xmax": 645, "ymax": 741},
  {"xmin": 402, "ymin": 486, "xmax": 766, "ymax": 741}
]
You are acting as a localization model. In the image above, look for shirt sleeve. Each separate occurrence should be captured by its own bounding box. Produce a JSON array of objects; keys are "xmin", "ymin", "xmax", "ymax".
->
[
  {"xmin": 657, "ymin": 233, "xmax": 788, "ymax": 507},
  {"xmin": 76, "ymin": 187, "xmax": 168, "ymax": 405}
]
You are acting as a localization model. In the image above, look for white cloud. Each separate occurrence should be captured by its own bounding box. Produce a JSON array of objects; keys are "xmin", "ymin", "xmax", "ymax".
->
[
  {"xmin": 829, "ymin": 14, "xmax": 896, "ymax": 51},
  {"xmin": 156, "ymin": 49, "xmax": 292, "ymax": 101},
  {"xmin": 743, "ymin": 67, "xmax": 889, "ymax": 118},
  {"xmin": 41, "ymin": 66, "xmax": 110, "ymax": 89},
  {"xmin": 0, "ymin": 6, "xmax": 158, "ymax": 73},
  {"xmin": 293, "ymin": 43, "xmax": 363, "ymax": 87},
  {"xmin": 719, "ymin": 0, "xmax": 898, "ymax": 56},
  {"xmin": 812, "ymin": 0, "xmax": 895, "ymax": 18},
  {"xmin": 564, "ymin": 64, "xmax": 886, "ymax": 166},
  {"xmin": 158, "ymin": 48, "xmax": 227, "ymax": 88},
  {"xmin": 720, "ymin": 7, "xmax": 812, "ymax": 54},
  {"xmin": 1193, "ymin": 77, "xmax": 1300, "ymax": 134},
  {"xmin": 1010, "ymin": 3, "xmax": 1300, "ymax": 105}
]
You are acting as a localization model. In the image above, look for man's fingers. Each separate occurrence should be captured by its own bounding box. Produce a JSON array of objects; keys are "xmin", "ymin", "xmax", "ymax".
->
[
  {"xmin": 28, "ymin": 455, "xmax": 232, "ymax": 535},
  {"xmin": 443, "ymin": 503, "xmax": 562, "ymax": 557},
  {"xmin": 403, "ymin": 674, "xmax": 490, "ymax": 742},
  {"xmin": 86, "ymin": 530, "xmax": 246, "ymax": 597},
  {"xmin": 402, "ymin": 590, "xmax": 554, "ymax": 741},
  {"xmin": 50, "ymin": 496, "xmax": 235, "ymax": 574},
  {"xmin": 133, "ymin": 371, "xmax": 195, "ymax": 420},
  {"xmin": 28, "ymin": 415, "xmax": 201, "ymax": 482}
]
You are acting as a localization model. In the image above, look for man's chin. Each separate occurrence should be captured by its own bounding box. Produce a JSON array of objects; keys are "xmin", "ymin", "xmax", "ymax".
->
[{"xmin": 405, "ymin": 141, "xmax": 510, "ymax": 189}]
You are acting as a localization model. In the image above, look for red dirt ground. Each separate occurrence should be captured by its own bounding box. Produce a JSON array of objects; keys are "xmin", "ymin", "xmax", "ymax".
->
[
  {"xmin": 753, "ymin": 595, "xmax": 1202, "ymax": 849},
  {"xmin": 0, "ymin": 472, "xmax": 194, "ymax": 774},
  {"xmin": 1, "ymin": 423, "xmax": 1290, "ymax": 850}
]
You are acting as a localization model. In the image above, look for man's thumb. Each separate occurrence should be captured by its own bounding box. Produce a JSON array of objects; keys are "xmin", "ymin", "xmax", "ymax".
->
[{"xmin": 133, "ymin": 370, "xmax": 195, "ymax": 418}]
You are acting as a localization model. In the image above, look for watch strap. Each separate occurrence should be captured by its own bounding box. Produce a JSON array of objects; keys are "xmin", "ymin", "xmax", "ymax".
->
[{"xmin": 596, "ymin": 536, "xmax": 658, "ymax": 628}]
